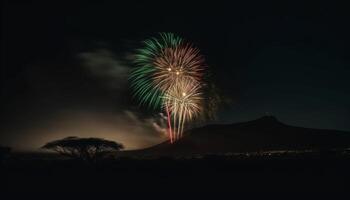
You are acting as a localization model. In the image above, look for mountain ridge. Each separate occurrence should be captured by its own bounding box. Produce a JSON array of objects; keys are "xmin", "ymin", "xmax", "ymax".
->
[{"xmin": 128, "ymin": 116, "xmax": 350, "ymax": 156}]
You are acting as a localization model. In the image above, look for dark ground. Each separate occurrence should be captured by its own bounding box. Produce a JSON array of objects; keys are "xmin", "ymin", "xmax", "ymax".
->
[{"xmin": 1, "ymin": 151, "xmax": 350, "ymax": 198}]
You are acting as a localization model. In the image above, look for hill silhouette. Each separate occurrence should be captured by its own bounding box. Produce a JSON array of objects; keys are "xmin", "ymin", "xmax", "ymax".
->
[{"xmin": 132, "ymin": 116, "xmax": 350, "ymax": 156}]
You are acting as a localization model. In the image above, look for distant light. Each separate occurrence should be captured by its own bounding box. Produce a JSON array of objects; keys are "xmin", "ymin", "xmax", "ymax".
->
[
  {"xmin": 167, "ymin": 68, "xmax": 172, "ymax": 71},
  {"xmin": 182, "ymin": 92, "xmax": 186, "ymax": 96},
  {"xmin": 176, "ymin": 71, "xmax": 180, "ymax": 75}
]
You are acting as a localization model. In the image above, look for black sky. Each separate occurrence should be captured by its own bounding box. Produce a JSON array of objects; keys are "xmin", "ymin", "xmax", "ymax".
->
[{"xmin": 1, "ymin": 1, "xmax": 349, "ymax": 150}]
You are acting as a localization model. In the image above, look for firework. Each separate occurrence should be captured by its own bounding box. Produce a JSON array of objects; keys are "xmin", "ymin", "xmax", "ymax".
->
[
  {"xmin": 130, "ymin": 33, "xmax": 183, "ymax": 110},
  {"xmin": 130, "ymin": 33, "xmax": 207, "ymax": 142},
  {"xmin": 163, "ymin": 79, "xmax": 202, "ymax": 140},
  {"xmin": 153, "ymin": 43, "xmax": 205, "ymax": 92}
]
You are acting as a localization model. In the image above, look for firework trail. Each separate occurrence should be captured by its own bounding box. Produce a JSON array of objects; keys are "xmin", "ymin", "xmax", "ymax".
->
[{"xmin": 130, "ymin": 33, "xmax": 206, "ymax": 142}]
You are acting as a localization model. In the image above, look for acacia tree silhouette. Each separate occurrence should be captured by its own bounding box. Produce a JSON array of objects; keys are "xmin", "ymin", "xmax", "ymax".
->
[{"xmin": 42, "ymin": 137, "xmax": 124, "ymax": 163}]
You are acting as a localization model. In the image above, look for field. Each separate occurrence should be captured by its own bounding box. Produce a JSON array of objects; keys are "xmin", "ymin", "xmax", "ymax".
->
[{"xmin": 2, "ymin": 150, "xmax": 350, "ymax": 196}]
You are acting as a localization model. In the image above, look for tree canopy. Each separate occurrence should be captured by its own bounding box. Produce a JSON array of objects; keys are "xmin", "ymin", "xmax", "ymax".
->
[{"xmin": 42, "ymin": 137, "xmax": 124, "ymax": 162}]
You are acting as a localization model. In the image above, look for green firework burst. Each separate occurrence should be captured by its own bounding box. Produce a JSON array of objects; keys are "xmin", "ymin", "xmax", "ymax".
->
[{"xmin": 130, "ymin": 33, "xmax": 183, "ymax": 110}]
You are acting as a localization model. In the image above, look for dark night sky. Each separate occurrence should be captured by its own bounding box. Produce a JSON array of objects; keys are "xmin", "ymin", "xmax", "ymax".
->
[{"xmin": 1, "ymin": 1, "xmax": 349, "ymax": 150}]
